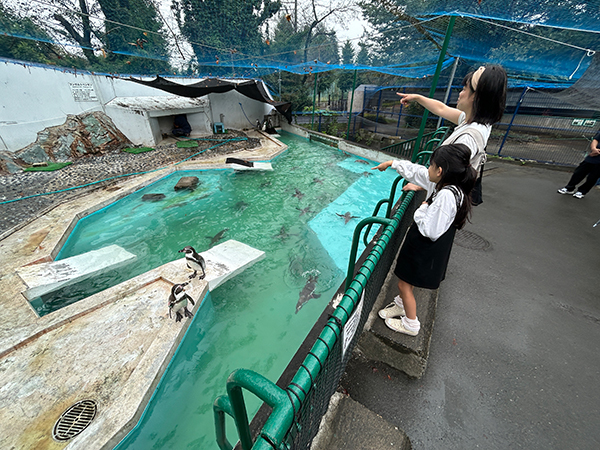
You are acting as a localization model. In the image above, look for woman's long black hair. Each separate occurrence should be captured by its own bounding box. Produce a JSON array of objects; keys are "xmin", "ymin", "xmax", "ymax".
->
[
  {"xmin": 463, "ymin": 64, "xmax": 507, "ymax": 125},
  {"xmin": 427, "ymin": 143, "xmax": 477, "ymax": 229}
]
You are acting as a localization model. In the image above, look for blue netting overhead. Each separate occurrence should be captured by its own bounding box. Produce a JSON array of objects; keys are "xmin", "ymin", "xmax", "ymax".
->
[
  {"xmin": 1, "ymin": 0, "xmax": 599, "ymax": 85},
  {"xmin": 397, "ymin": 0, "xmax": 600, "ymax": 34}
]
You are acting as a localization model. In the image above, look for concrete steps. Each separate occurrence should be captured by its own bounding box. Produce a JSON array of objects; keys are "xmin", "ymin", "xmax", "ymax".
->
[{"xmin": 311, "ymin": 393, "xmax": 411, "ymax": 450}]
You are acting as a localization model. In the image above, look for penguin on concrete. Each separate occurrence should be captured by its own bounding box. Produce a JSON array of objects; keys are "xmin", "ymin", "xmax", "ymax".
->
[
  {"xmin": 168, "ymin": 282, "xmax": 195, "ymax": 322},
  {"xmin": 178, "ymin": 246, "xmax": 206, "ymax": 279}
]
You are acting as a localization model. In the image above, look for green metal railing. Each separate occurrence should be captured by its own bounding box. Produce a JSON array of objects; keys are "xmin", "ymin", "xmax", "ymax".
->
[
  {"xmin": 213, "ymin": 150, "xmax": 434, "ymax": 450},
  {"xmin": 381, "ymin": 127, "xmax": 448, "ymax": 162}
]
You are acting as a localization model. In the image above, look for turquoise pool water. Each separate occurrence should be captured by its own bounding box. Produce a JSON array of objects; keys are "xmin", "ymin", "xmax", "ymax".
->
[{"xmin": 54, "ymin": 132, "xmax": 397, "ymax": 448}]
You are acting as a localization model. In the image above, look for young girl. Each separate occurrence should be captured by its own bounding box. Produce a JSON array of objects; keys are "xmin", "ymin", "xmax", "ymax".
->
[
  {"xmin": 397, "ymin": 65, "xmax": 507, "ymax": 172},
  {"xmin": 372, "ymin": 144, "xmax": 477, "ymax": 336}
]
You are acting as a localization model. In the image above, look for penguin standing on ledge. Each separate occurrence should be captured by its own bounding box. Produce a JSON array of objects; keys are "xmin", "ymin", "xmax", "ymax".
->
[
  {"xmin": 179, "ymin": 246, "xmax": 206, "ymax": 279},
  {"xmin": 168, "ymin": 283, "xmax": 195, "ymax": 322}
]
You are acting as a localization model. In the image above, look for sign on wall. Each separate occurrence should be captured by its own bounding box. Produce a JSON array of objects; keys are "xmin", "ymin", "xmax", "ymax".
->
[
  {"xmin": 69, "ymin": 82, "xmax": 98, "ymax": 102},
  {"xmin": 571, "ymin": 118, "xmax": 597, "ymax": 127}
]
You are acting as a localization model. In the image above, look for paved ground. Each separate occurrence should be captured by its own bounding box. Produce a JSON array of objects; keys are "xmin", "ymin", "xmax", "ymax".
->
[{"xmin": 341, "ymin": 162, "xmax": 600, "ymax": 449}]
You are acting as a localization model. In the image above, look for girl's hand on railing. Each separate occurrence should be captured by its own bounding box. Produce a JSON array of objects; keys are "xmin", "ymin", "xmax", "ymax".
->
[
  {"xmin": 372, "ymin": 161, "xmax": 393, "ymax": 171},
  {"xmin": 401, "ymin": 182, "xmax": 423, "ymax": 191}
]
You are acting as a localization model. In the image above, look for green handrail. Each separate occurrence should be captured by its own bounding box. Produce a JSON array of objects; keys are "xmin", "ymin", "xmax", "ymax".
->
[
  {"xmin": 363, "ymin": 176, "xmax": 408, "ymax": 246},
  {"xmin": 380, "ymin": 129, "xmax": 438, "ymax": 159},
  {"xmin": 227, "ymin": 369, "xmax": 295, "ymax": 450},
  {"xmin": 345, "ymin": 216, "xmax": 396, "ymax": 292},
  {"xmin": 213, "ymin": 148, "xmax": 437, "ymax": 450},
  {"xmin": 214, "ymin": 395, "xmax": 235, "ymax": 450}
]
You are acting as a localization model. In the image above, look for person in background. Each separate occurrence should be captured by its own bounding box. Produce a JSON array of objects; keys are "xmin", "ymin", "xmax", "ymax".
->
[
  {"xmin": 557, "ymin": 130, "xmax": 600, "ymax": 199},
  {"xmin": 372, "ymin": 144, "xmax": 477, "ymax": 336},
  {"xmin": 172, "ymin": 114, "xmax": 192, "ymax": 137}
]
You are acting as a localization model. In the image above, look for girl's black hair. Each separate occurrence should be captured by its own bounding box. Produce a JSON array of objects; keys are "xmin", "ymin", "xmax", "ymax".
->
[
  {"xmin": 463, "ymin": 65, "xmax": 507, "ymax": 125},
  {"xmin": 427, "ymin": 143, "xmax": 477, "ymax": 229}
]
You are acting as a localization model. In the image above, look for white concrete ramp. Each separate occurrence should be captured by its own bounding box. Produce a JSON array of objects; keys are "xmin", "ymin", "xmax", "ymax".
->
[
  {"xmin": 199, "ymin": 239, "xmax": 265, "ymax": 290},
  {"xmin": 17, "ymin": 244, "xmax": 136, "ymax": 301}
]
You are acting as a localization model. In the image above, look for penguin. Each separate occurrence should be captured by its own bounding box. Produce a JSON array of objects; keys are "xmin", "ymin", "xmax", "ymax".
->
[
  {"xmin": 178, "ymin": 246, "xmax": 206, "ymax": 279},
  {"xmin": 168, "ymin": 283, "xmax": 195, "ymax": 322}
]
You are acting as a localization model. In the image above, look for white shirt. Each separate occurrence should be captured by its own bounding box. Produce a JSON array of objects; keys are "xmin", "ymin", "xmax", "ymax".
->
[
  {"xmin": 391, "ymin": 160, "xmax": 462, "ymax": 241},
  {"xmin": 443, "ymin": 111, "xmax": 491, "ymax": 171}
]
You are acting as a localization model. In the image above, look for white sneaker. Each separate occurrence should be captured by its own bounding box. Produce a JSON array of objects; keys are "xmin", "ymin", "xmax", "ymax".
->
[
  {"xmin": 557, "ymin": 187, "xmax": 575, "ymax": 195},
  {"xmin": 573, "ymin": 191, "xmax": 585, "ymax": 199},
  {"xmin": 384, "ymin": 317, "xmax": 419, "ymax": 336},
  {"xmin": 378, "ymin": 298, "xmax": 405, "ymax": 319}
]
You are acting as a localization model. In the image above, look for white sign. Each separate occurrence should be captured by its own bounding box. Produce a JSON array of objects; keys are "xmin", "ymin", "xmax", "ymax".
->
[
  {"xmin": 69, "ymin": 82, "xmax": 97, "ymax": 102},
  {"xmin": 572, "ymin": 118, "xmax": 597, "ymax": 128},
  {"xmin": 342, "ymin": 291, "xmax": 365, "ymax": 357}
]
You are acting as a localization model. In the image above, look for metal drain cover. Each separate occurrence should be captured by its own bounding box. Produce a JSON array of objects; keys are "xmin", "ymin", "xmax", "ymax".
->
[
  {"xmin": 53, "ymin": 399, "xmax": 97, "ymax": 441},
  {"xmin": 454, "ymin": 229, "xmax": 491, "ymax": 251}
]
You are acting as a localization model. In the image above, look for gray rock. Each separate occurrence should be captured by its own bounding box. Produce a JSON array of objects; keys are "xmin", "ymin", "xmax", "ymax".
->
[
  {"xmin": 18, "ymin": 144, "xmax": 49, "ymax": 164},
  {"xmin": 142, "ymin": 193, "xmax": 166, "ymax": 202},
  {"xmin": 174, "ymin": 176, "xmax": 199, "ymax": 191}
]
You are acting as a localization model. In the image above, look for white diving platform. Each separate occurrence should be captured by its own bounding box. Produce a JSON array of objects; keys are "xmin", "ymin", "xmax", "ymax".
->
[
  {"xmin": 225, "ymin": 157, "xmax": 273, "ymax": 171},
  {"xmin": 16, "ymin": 240, "xmax": 264, "ymax": 304},
  {"xmin": 17, "ymin": 244, "xmax": 136, "ymax": 301},
  {"xmin": 197, "ymin": 239, "xmax": 265, "ymax": 290}
]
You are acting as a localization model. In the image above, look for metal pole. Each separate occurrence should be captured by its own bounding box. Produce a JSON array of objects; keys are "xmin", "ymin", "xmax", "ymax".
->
[
  {"xmin": 412, "ymin": 15, "xmax": 456, "ymax": 162},
  {"xmin": 346, "ymin": 69, "xmax": 357, "ymax": 139},
  {"xmin": 437, "ymin": 56, "xmax": 459, "ymax": 129},
  {"xmin": 374, "ymin": 89, "xmax": 383, "ymax": 133},
  {"xmin": 396, "ymin": 87, "xmax": 405, "ymax": 136},
  {"xmin": 498, "ymin": 86, "xmax": 528, "ymax": 156},
  {"xmin": 311, "ymin": 72, "xmax": 318, "ymax": 130}
]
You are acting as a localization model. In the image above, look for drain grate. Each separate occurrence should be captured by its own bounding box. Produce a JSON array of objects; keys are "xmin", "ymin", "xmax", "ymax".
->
[
  {"xmin": 53, "ymin": 399, "xmax": 97, "ymax": 441},
  {"xmin": 454, "ymin": 229, "xmax": 492, "ymax": 251}
]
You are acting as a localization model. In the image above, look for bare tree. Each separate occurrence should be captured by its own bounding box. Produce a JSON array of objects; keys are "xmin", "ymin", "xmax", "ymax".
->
[{"xmin": 298, "ymin": 0, "xmax": 358, "ymax": 62}]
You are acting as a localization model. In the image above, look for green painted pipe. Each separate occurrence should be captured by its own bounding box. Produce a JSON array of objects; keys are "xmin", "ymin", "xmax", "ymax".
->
[{"xmin": 412, "ymin": 15, "xmax": 456, "ymax": 162}]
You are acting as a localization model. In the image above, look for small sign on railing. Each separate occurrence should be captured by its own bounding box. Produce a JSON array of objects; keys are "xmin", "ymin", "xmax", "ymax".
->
[
  {"xmin": 342, "ymin": 291, "xmax": 365, "ymax": 357},
  {"xmin": 572, "ymin": 119, "xmax": 597, "ymax": 127}
]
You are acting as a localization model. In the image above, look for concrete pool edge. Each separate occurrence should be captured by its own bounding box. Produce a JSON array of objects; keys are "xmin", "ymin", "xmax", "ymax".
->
[
  {"xmin": 0, "ymin": 127, "xmax": 392, "ymax": 449},
  {"xmin": 0, "ymin": 130, "xmax": 286, "ymax": 449}
]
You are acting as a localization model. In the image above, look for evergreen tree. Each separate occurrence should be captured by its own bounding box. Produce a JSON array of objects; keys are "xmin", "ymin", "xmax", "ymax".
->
[
  {"xmin": 338, "ymin": 40, "xmax": 356, "ymax": 94},
  {"xmin": 173, "ymin": 0, "xmax": 281, "ymax": 72},
  {"xmin": 0, "ymin": 3, "xmax": 82, "ymax": 66}
]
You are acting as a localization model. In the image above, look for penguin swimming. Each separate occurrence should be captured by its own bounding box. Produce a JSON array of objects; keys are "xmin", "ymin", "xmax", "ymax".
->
[
  {"xmin": 168, "ymin": 283, "xmax": 195, "ymax": 322},
  {"xmin": 179, "ymin": 246, "xmax": 206, "ymax": 279},
  {"xmin": 336, "ymin": 212, "xmax": 360, "ymax": 224},
  {"xmin": 206, "ymin": 228, "xmax": 228, "ymax": 246},
  {"xmin": 296, "ymin": 206, "xmax": 314, "ymax": 217},
  {"xmin": 296, "ymin": 275, "xmax": 321, "ymax": 314},
  {"xmin": 292, "ymin": 188, "xmax": 304, "ymax": 200}
]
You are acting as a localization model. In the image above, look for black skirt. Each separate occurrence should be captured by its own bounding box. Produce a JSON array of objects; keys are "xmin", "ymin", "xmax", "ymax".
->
[{"xmin": 394, "ymin": 223, "xmax": 457, "ymax": 289}]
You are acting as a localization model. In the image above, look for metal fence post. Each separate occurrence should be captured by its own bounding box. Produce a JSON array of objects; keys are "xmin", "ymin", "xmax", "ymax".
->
[
  {"xmin": 346, "ymin": 69, "xmax": 357, "ymax": 140},
  {"xmin": 498, "ymin": 86, "xmax": 529, "ymax": 156},
  {"xmin": 396, "ymin": 87, "xmax": 405, "ymax": 136},
  {"xmin": 412, "ymin": 16, "xmax": 456, "ymax": 162},
  {"xmin": 311, "ymin": 73, "xmax": 318, "ymax": 130},
  {"xmin": 374, "ymin": 89, "xmax": 383, "ymax": 133}
]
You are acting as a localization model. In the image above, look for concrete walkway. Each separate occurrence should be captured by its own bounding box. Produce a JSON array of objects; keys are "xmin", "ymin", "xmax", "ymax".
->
[{"xmin": 340, "ymin": 161, "xmax": 600, "ymax": 449}]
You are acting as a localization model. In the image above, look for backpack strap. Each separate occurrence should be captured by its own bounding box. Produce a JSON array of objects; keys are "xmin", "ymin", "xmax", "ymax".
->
[{"xmin": 444, "ymin": 126, "xmax": 487, "ymax": 170}]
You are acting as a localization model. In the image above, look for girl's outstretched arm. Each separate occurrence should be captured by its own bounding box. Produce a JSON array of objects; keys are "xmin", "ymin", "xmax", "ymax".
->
[
  {"xmin": 372, "ymin": 160, "xmax": 393, "ymax": 171},
  {"xmin": 397, "ymin": 93, "xmax": 462, "ymax": 125}
]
